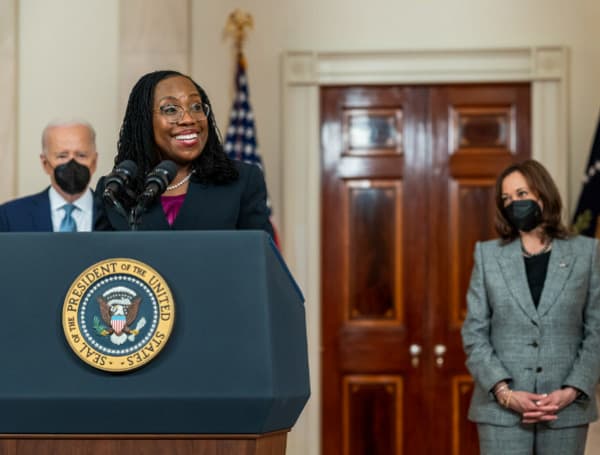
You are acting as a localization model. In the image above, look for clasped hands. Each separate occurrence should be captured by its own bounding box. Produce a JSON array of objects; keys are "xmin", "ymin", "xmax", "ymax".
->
[{"xmin": 494, "ymin": 382, "xmax": 579, "ymax": 424}]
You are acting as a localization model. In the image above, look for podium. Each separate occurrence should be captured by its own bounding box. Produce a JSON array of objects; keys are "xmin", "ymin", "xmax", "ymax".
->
[{"xmin": 0, "ymin": 231, "xmax": 309, "ymax": 455}]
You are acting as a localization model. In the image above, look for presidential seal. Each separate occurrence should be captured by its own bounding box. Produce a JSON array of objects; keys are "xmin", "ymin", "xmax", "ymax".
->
[{"xmin": 62, "ymin": 258, "xmax": 175, "ymax": 372}]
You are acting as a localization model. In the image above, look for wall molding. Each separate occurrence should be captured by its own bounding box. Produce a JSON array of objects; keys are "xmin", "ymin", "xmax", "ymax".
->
[{"xmin": 281, "ymin": 46, "xmax": 568, "ymax": 455}]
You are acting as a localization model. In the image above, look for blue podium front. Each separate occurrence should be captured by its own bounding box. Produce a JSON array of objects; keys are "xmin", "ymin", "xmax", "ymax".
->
[{"xmin": 0, "ymin": 231, "xmax": 309, "ymax": 434}]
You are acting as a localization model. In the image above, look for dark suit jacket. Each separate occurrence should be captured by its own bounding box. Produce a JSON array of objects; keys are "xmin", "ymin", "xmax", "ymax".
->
[
  {"xmin": 95, "ymin": 161, "xmax": 274, "ymax": 238},
  {"xmin": 0, "ymin": 187, "xmax": 100, "ymax": 232},
  {"xmin": 0, "ymin": 188, "xmax": 53, "ymax": 231},
  {"xmin": 462, "ymin": 236, "xmax": 600, "ymax": 428}
]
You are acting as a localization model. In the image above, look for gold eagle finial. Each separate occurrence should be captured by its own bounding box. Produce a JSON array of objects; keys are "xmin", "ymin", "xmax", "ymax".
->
[{"xmin": 225, "ymin": 9, "xmax": 254, "ymax": 52}]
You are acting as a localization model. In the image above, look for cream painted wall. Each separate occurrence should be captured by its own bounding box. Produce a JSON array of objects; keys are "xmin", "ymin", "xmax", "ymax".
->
[
  {"xmin": 0, "ymin": 0, "xmax": 17, "ymax": 201},
  {"xmin": 191, "ymin": 0, "xmax": 600, "ymax": 222},
  {"xmin": 17, "ymin": 0, "xmax": 119, "ymax": 197}
]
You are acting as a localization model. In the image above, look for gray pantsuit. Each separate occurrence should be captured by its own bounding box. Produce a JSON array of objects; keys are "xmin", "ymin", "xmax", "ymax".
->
[
  {"xmin": 478, "ymin": 422, "xmax": 588, "ymax": 455},
  {"xmin": 462, "ymin": 236, "xmax": 600, "ymax": 454}
]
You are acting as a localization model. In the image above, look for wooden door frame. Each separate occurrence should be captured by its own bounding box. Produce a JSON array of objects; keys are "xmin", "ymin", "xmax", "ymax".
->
[{"xmin": 281, "ymin": 46, "xmax": 568, "ymax": 455}]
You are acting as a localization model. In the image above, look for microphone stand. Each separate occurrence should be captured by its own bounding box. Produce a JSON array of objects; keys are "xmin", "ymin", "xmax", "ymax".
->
[
  {"xmin": 103, "ymin": 190, "xmax": 129, "ymax": 223},
  {"xmin": 123, "ymin": 160, "xmax": 177, "ymax": 231},
  {"xmin": 128, "ymin": 204, "xmax": 144, "ymax": 231},
  {"xmin": 128, "ymin": 190, "xmax": 154, "ymax": 231}
]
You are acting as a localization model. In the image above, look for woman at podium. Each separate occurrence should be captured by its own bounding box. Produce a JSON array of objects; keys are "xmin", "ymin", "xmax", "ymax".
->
[{"xmin": 94, "ymin": 70, "xmax": 274, "ymax": 235}]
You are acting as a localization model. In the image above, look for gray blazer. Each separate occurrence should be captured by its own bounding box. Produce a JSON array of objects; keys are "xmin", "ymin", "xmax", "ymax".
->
[{"xmin": 462, "ymin": 235, "xmax": 600, "ymax": 428}]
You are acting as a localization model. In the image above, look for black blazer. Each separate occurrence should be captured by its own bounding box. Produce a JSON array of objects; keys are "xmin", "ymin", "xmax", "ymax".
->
[{"xmin": 95, "ymin": 161, "xmax": 274, "ymax": 238}]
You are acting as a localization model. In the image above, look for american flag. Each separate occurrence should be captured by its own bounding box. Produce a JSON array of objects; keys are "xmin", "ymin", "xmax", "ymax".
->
[
  {"xmin": 572, "ymin": 111, "xmax": 600, "ymax": 238},
  {"xmin": 224, "ymin": 52, "xmax": 280, "ymax": 246},
  {"xmin": 224, "ymin": 53, "xmax": 261, "ymax": 165}
]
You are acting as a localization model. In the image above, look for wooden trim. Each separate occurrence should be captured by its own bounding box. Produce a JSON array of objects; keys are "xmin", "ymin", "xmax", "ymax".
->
[
  {"xmin": 451, "ymin": 375, "xmax": 474, "ymax": 455},
  {"xmin": 0, "ymin": 432, "xmax": 288, "ymax": 455},
  {"xmin": 0, "ymin": 429, "xmax": 289, "ymax": 440}
]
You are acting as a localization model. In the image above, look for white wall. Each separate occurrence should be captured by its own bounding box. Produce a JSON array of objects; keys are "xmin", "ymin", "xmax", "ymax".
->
[
  {"xmin": 192, "ymin": 0, "xmax": 600, "ymax": 218},
  {"xmin": 17, "ymin": 0, "xmax": 119, "ymax": 196},
  {"xmin": 0, "ymin": 0, "xmax": 17, "ymax": 200}
]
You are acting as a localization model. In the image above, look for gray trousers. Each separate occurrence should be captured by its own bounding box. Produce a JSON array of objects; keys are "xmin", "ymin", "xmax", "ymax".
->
[{"xmin": 477, "ymin": 422, "xmax": 588, "ymax": 455}]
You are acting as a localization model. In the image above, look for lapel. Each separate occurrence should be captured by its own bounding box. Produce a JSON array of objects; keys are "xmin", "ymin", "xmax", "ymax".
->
[
  {"xmin": 537, "ymin": 239, "xmax": 575, "ymax": 317},
  {"xmin": 32, "ymin": 189, "xmax": 53, "ymax": 231},
  {"xmin": 105, "ymin": 194, "xmax": 170, "ymax": 230},
  {"xmin": 171, "ymin": 180, "xmax": 206, "ymax": 229},
  {"xmin": 497, "ymin": 239, "xmax": 539, "ymax": 323},
  {"xmin": 140, "ymin": 201, "xmax": 171, "ymax": 230}
]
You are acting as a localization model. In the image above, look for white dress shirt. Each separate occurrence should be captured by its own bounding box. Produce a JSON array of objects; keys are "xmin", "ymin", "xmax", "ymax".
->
[{"xmin": 48, "ymin": 186, "xmax": 94, "ymax": 232}]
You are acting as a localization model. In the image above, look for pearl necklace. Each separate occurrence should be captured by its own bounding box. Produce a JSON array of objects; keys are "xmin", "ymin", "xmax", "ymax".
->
[
  {"xmin": 521, "ymin": 240, "xmax": 552, "ymax": 258},
  {"xmin": 166, "ymin": 170, "xmax": 194, "ymax": 191}
]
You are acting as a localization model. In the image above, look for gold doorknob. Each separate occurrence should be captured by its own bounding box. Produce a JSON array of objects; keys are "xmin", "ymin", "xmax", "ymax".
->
[
  {"xmin": 409, "ymin": 344, "xmax": 422, "ymax": 368},
  {"xmin": 434, "ymin": 344, "xmax": 447, "ymax": 367}
]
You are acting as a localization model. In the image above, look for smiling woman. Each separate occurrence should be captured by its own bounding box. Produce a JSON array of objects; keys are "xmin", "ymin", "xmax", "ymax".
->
[
  {"xmin": 94, "ymin": 70, "xmax": 274, "ymax": 236},
  {"xmin": 151, "ymin": 76, "xmax": 210, "ymax": 172}
]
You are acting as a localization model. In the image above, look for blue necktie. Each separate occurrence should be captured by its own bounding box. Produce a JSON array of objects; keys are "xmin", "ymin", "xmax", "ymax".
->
[{"xmin": 59, "ymin": 204, "xmax": 77, "ymax": 232}]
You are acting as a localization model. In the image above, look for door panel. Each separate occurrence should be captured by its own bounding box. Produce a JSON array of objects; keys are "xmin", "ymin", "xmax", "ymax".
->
[
  {"xmin": 344, "ymin": 181, "xmax": 402, "ymax": 324},
  {"xmin": 321, "ymin": 83, "xmax": 531, "ymax": 454},
  {"xmin": 343, "ymin": 375, "xmax": 403, "ymax": 455},
  {"xmin": 428, "ymin": 84, "xmax": 531, "ymax": 453},
  {"xmin": 322, "ymin": 86, "xmax": 429, "ymax": 455}
]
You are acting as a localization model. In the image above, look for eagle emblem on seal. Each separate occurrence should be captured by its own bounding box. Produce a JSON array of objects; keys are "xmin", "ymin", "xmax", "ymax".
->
[{"xmin": 93, "ymin": 286, "xmax": 147, "ymax": 345}]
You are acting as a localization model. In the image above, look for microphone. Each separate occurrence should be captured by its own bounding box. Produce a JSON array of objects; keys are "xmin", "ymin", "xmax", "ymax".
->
[
  {"xmin": 136, "ymin": 160, "xmax": 178, "ymax": 209},
  {"xmin": 102, "ymin": 160, "xmax": 138, "ymax": 201},
  {"xmin": 103, "ymin": 160, "xmax": 138, "ymax": 220}
]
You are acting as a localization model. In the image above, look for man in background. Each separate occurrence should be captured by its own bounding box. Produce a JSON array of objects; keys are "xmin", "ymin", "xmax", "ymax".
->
[{"xmin": 0, "ymin": 120, "xmax": 98, "ymax": 232}]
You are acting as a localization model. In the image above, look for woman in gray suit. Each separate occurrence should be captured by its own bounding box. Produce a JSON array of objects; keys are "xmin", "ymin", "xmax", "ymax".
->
[{"xmin": 462, "ymin": 159, "xmax": 600, "ymax": 454}]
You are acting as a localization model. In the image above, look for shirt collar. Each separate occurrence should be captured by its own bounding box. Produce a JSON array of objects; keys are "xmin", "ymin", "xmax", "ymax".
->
[{"xmin": 48, "ymin": 185, "xmax": 93, "ymax": 213}]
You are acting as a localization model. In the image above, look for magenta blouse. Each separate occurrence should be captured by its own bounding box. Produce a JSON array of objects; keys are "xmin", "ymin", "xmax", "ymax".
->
[{"xmin": 160, "ymin": 194, "xmax": 186, "ymax": 226}]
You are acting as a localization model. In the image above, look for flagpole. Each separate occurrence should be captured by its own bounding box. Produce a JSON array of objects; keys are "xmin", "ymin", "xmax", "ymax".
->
[{"xmin": 223, "ymin": 10, "xmax": 282, "ymax": 248}]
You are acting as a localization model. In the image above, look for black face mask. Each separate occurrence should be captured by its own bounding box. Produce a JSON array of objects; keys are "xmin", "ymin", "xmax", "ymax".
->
[
  {"xmin": 504, "ymin": 199, "xmax": 543, "ymax": 232},
  {"xmin": 54, "ymin": 159, "xmax": 91, "ymax": 195}
]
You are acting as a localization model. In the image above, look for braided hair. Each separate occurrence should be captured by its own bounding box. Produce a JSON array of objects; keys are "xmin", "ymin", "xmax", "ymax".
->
[{"xmin": 116, "ymin": 70, "xmax": 238, "ymax": 192}]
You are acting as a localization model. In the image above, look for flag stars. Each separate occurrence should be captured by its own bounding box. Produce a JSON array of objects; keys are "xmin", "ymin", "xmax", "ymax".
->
[
  {"xmin": 225, "ymin": 59, "xmax": 262, "ymax": 167},
  {"xmin": 582, "ymin": 161, "xmax": 600, "ymax": 184}
]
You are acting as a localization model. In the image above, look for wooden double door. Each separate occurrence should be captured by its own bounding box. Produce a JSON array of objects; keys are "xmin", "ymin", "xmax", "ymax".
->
[{"xmin": 321, "ymin": 84, "xmax": 531, "ymax": 454}]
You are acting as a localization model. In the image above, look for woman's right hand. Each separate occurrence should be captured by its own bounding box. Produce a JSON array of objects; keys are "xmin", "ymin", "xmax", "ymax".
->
[
  {"xmin": 512, "ymin": 391, "xmax": 559, "ymax": 423},
  {"xmin": 497, "ymin": 388, "xmax": 559, "ymax": 423}
]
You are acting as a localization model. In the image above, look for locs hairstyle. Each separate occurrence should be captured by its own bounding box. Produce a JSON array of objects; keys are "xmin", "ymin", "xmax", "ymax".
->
[
  {"xmin": 494, "ymin": 159, "xmax": 571, "ymax": 243},
  {"xmin": 115, "ymin": 70, "xmax": 238, "ymax": 192}
]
